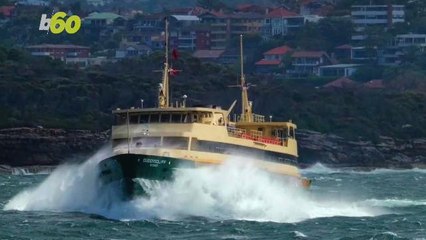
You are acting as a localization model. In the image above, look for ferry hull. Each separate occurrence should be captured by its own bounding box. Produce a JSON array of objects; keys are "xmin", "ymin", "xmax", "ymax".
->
[
  {"xmin": 99, "ymin": 154, "xmax": 194, "ymax": 198},
  {"xmin": 99, "ymin": 153, "xmax": 310, "ymax": 199}
]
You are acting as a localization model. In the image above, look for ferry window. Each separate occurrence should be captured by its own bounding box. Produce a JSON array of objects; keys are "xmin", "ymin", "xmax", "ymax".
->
[
  {"xmin": 114, "ymin": 114, "xmax": 127, "ymax": 125},
  {"xmin": 183, "ymin": 113, "xmax": 191, "ymax": 123},
  {"xmin": 171, "ymin": 114, "xmax": 182, "ymax": 123},
  {"xmin": 150, "ymin": 114, "xmax": 159, "ymax": 123},
  {"xmin": 129, "ymin": 114, "xmax": 139, "ymax": 124},
  {"xmin": 289, "ymin": 127, "xmax": 295, "ymax": 138},
  {"xmin": 133, "ymin": 137, "xmax": 161, "ymax": 148},
  {"xmin": 160, "ymin": 114, "xmax": 171, "ymax": 123},
  {"xmin": 163, "ymin": 137, "xmax": 188, "ymax": 150},
  {"xmin": 140, "ymin": 114, "xmax": 149, "ymax": 123},
  {"xmin": 112, "ymin": 139, "xmax": 127, "ymax": 148}
]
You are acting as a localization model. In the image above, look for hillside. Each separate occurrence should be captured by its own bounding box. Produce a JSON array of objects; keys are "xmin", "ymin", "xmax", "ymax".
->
[{"xmin": 0, "ymin": 48, "xmax": 425, "ymax": 140}]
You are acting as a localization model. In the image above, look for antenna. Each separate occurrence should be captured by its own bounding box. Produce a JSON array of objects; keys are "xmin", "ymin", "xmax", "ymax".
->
[
  {"xmin": 239, "ymin": 34, "xmax": 253, "ymax": 123},
  {"xmin": 158, "ymin": 17, "xmax": 170, "ymax": 108}
]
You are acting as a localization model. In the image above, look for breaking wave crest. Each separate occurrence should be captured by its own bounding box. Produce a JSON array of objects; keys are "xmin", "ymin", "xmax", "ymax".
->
[
  {"xmin": 361, "ymin": 199, "xmax": 426, "ymax": 208},
  {"xmin": 301, "ymin": 163, "xmax": 341, "ymax": 174},
  {"xmin": 6, "ymin": 150, "xmax": 422, "ymax": 223},
  {"xmin": 302, "ymin": 163, "xmax": 426, "ymax": 175}
]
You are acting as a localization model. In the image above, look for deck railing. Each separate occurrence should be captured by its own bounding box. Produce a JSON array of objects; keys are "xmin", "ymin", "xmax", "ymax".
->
[
  {"xmin": 238, "ymin": 114, "xmax": 266, "ymax": 123},
  {"xmin": 227, "ymin": 127, "xmax": 283, "ymax": 146}
]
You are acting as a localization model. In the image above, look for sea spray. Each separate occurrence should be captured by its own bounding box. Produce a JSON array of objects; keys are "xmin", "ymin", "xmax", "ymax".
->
[
  {"xmin": 125, "ymin": 158, "xmax": 386, "ymax": 222},
  {"xmin": 4, "ymin": 147, "xmax": 115, "ymax": 213},
  {"xmin": 5, "ymin": 151, "xmax": 394, "ymax": 223}
]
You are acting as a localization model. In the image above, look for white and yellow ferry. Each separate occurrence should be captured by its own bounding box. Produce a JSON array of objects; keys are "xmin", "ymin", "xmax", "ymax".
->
[{"xmin": 99, "ymin": 20, "xmax": 310, "ymax": 198}]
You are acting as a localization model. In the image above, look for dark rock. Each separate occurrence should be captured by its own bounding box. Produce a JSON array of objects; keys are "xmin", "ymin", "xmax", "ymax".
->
[
  {"xmin": 0, "ymin": 127, "xmax": 425, "ymax": 169},
  {"xmin": 0, "ymin": 127, "xmax": 109, "ymax": 167},
  {"xmin": 298, "ymin": 129, "xmax": 426, "ymax": 169}
]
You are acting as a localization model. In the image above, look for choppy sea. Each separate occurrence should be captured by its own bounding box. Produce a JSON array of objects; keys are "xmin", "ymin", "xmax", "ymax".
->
[{"xmin": 1, "ymin": 149, "xmax": 425, "ymax": 240}]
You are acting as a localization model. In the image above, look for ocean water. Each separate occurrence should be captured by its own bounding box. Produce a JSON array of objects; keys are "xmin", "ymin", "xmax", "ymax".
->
[{"xmin": 1, "ymin": 150, "xmax": 425, "ymax": 240}]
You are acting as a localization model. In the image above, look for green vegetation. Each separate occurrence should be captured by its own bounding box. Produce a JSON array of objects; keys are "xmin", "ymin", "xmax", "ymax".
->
[{"xmin": 0, "ymin": 47, "xmax": 425, "ymax": 140}]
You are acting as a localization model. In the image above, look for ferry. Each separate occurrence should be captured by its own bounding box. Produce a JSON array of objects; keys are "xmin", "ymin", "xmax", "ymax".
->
[{"xmin": 99, "ymin": 19, "xmax": 311, "ymax": 198}]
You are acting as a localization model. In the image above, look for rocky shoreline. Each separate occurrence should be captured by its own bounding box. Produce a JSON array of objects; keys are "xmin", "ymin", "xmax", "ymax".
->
[{"xmin": 0, "ymin": 127, "xmax": 425, "ymax": 173}]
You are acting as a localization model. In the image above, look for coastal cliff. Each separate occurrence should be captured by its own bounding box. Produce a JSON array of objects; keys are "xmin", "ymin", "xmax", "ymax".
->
[
  {"xmin": 0, "ymin": 128, "xmax": 109, "ymax": 167},
  {"xmin": 297, "ymin": 130, "xmax": 426, "ymax": 169},
  {"xmin": 0, "ymin": 128, "xmax": 425, "ymax": 169}
]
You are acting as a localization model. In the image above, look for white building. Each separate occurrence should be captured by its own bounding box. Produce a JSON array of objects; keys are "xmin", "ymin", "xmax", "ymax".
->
[
  {"xmin": 351, "ymin": 5, "xmax": 405, "ymax": 42},
  {"xmin": 379, "ymin": 33, "xmax": 426, "ymax": 66},
  {"xmin": 319, "ymin": 64, "xmax": 361, "ymax": 77},
  {"xmin": 169, "ymin": 15, "xmax": 200, "ymax": 51}
]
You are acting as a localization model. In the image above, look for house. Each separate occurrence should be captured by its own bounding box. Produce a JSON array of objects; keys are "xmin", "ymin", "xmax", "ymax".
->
[
  {"xmin": 255, "ymin": 45, "xmax": 293, "ymax": 73},
  {"xmin": 86, "ymin": 0, "xmax": 112, "ymax": 6},
  {"xmin": 16, "ymin": 0, "xmax": 49, "ymax": 6},
  {"xmin": 290, "ymin": 51, "xmax": 332, "ymax": 76},
  {"xmin": 199, "ymin": 11, "xmax": 264, "ymax": 50},
  {"xmin": 323, "ymin": 77, "xmax": 357, "ymax": 89},
  {"xmin": 228, "ymin": 12, "xmax": 264, "ymax": 39},
  {"xmin": 195, "ymin": 28, "xmax": 211, "ymax": 50},
  {"xmin": 192, "ymin": 50, "xmax": 225, "ymax": 62},
  {"xmin": 262, "ymin": 7, "xmax": 304, "ymax": 38},
  {"xmin": 319, "ymin": 64, "xmax": 361, "ymax": 77},
  {"xmin": 127, "ymin": 13, "xmax": 164, "ymax": 48},
  {"xmin": 235, "ymin": 4, "xmax": 266, "ymax": 14},
  {"xmin": 115, "ymin": 43, "xmax": 152, "ymax": 58},
  {"xmin": 26, "ymin": 44, "xmax": 90, "ymax": 60},
  {"xmin": 14, "ymin": 0, "xmax": 48, "ymax": 18},
  {"xmin": 84, "ymin": 12, "xmax": 125, "ymax": 26},
  {"xmin": 300, "ymin": 0, "xmax": 335, "ymax": 16},
  {"xmin": 351, "ymin": 46, "xmax": 374, "ymax": 62},
  {"xmin": 66, "ymin": 56, "xmax": 115, "ymax": 68},
  {"xmin": 168, "ymin": 7, "xmax": 207, "ymax": 16},
  {"xmin": 334, "ymin": 44, "xmax": 352, "ymax": 61},
  {"xmin": 379, "ymin": 33, "xmax": 426, "ymax": 66},
  {"xmin": 351, "ymin": 5, "xmax": 405, "ymax": 43},
  {"xmin": 199, "ymin": 11, "xmax": 229, "ymax": 50},
  {"xmin": 169, "ymin": 15, "xmax": 201, "ymax": 51}
]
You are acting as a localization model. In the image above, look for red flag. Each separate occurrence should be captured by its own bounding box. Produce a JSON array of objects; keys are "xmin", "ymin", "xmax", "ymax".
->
[
  {"xmin": 172, "ymin": 48, "xmax": 179, "ymax": 60},
  {"xmin": 169, "ymin": 68, "xmax": 179, "ymax": 77}
]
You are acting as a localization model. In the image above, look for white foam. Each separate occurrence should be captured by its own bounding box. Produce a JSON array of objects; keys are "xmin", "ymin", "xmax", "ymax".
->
[
  {"xmin": 301, "ymin": 163, "xmax": 341, "ymax": 174},
  {"xmin": 293, "ymin": 231, "xmax": 308, "ymax": 238},
  {"xmin": 302, "ymin": 163, "xmax": 426, "ymax": 175},
  {"xmin": 4, "ymin": 147, "xmax": 114, "ymax": 213},
  {"xmin": 5, "ymin": 153, "xmax": 390, "ymax": 223},
  {"xmin": 361, "ymin": 199, "xmax": 426, "ymax": 208}
]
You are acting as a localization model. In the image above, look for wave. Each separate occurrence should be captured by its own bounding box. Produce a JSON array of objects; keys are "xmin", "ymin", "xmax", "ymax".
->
[
  {"xmin": 301, "ymin": 163, "xmax": 341, "ymax": 174},
  {"xmin": 11, "ymin": 168, "xmax": 51, "ymax": 176},
  {"xmin": 361, "ymin": 198, "xmax": 426, "ymax": 208},
  {"xmin": 302, "ymin": 163, "xmax": 426, "ymax": 175},
  {"xmin": 5, "ymin": 151, "xmax": 391, "ymax": 223}
]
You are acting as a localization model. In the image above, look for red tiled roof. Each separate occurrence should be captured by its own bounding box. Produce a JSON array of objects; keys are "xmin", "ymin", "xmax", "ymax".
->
[
  {"xmin": 364, "ymin": 79, "xmax": 385, "ymax": 89},
  {"xmin": 193, "ymin": 50, "xmax": 224, "ymax": 59},
  {"xmin": 169, "ymin": 7, "xmax": 207, "ymax": 16},
  {"xmin": 0, "ymin": 6, "xmax": 15, "ymax": 17},
  {"xmin": 207, "ymin": 11, "xmax": 227, "ymax": 18},
  {"xmin": 255, "ymin": 59, "xmax": 281, "ymax": 65},
  {"xmin": 236, "ymin": 4, "xmax": 255, "ymax": 10},
  {"xmin": 323, "ymin": 77, "xmax": 356, "ymax": 88},
  {"xmin": 264, "ymin": 45, "xmax": 293, "ymax": 55},
  {"xmin": 267, "ymin": 7, "xmax": 298, "ymax": 18},
  {"xmin": 292, "ymin": 51, "xmax": 327, "ymax": 58}
]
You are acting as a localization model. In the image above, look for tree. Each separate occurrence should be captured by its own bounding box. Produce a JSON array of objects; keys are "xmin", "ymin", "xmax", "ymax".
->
[{"xmin": 196, "ymin": 0, "xmax": 228, "ymax": 11}]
